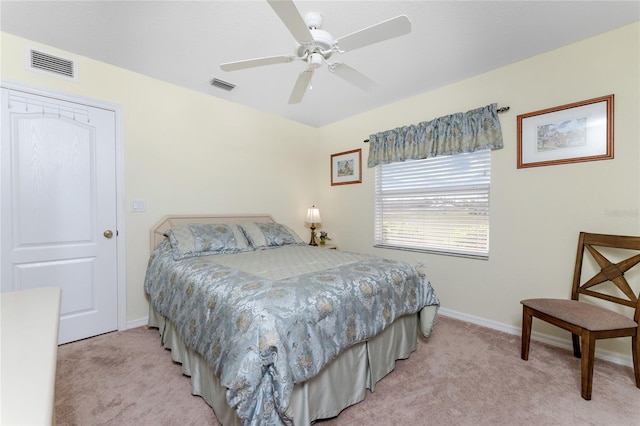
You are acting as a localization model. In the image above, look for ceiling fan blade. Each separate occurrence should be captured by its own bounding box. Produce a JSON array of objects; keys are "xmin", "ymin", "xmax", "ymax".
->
[
  {"xmin": 288, "ymin": 70, "xmax": 313, "ymax": 104},
  {"xmin": 331, "ymin": 63, "xmax": 378, "ymax": 91},
  {"xmin": 267, "ymin": 0, "xmax": 314, "ymax": 44},
  {"xmin": 336, "ymin": 15, "xmax": 411, "ymax": 52},
  {"xmin": 220, "ymin": 55, "xmax": 296, "ymax": 71}
]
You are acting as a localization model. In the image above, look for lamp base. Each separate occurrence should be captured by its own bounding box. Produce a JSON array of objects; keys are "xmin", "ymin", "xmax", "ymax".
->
[{"xmin": 309, "ymin": 225, "xmax": 317, "ymax": 246}]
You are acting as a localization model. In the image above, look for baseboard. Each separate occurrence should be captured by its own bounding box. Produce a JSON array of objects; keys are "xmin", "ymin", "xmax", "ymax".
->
[
  {"xmin": 126, "ymin": 316, "xmax": 149, "ymax": 330},
  {"xmin": 438, "ymin": 307, "xmax": 633, "ymax": 368}
]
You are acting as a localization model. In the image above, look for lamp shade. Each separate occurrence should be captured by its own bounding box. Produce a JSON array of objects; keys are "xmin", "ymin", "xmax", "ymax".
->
[{"xmin": 305, "ymin": 206, "xmax": 321, "ymax": 224}]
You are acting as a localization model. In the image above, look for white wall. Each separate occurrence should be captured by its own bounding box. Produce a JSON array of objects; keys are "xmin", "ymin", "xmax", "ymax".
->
[
  {"xmin": 2, "ymin": 22, "xmax": 639, "ymax": 361},
  {"xmin": 316, "ymin": 23, "xmax": 640, "ymax": 359}
]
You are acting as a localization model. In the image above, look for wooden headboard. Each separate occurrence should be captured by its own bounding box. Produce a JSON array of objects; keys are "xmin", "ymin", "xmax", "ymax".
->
[{"xmin": 150, "ymin": 214, "xmax": 276, "ymax": 251}]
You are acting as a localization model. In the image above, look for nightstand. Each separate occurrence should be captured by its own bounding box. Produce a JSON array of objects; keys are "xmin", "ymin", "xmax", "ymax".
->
[{"xmin": 317, "ymin": 244, "xmax": 337, "ymax": 250}]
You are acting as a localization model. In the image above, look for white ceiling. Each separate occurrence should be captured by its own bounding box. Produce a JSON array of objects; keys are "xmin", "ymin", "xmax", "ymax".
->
[{"xmin": 2, "ymin": 1, "xmax": 638, "ymax": 127}]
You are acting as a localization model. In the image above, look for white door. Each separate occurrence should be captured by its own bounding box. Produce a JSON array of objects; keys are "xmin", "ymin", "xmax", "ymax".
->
[{"xmin": 1, "ymin": 88, "xmax": 118, "ymax": 344}]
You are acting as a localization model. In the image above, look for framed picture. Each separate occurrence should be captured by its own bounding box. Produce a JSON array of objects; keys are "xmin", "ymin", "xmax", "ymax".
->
[
  {"xmin": 517, "ymin": 94, "xmax": 613, "ymax": 168},
  {"xmin": 331, "ymin": 149, "xmax": 362, "ymax": 186}
]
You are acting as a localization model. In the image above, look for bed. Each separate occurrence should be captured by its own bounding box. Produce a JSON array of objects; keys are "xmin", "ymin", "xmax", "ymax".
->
[{"xmin": 144, "ymin": 214, "xmax": 439, "ymax": 425}]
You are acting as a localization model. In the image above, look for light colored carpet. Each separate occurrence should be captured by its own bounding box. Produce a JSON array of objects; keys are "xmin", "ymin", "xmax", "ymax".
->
[{"xmin": 55, "ymin": 316, "xmax": 640, "ymax": 425}]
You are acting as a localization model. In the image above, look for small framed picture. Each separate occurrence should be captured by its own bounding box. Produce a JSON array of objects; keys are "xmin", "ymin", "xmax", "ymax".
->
[
  {"xmin": 331, "ymin": 149, "xmax": 362, "ymax": 186},
  {"xmin": 517, "ymin": 95, "xmax": 614, "ymax": 168}
]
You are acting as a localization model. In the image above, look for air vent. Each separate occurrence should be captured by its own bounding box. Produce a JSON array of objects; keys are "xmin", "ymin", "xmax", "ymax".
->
[
  {"xmin": 27, "ymin": 48, "xmax": 77, "ymax": 80},
  {"xmin": 210, "ymin": 78, "xmax": 235, "ymax": 91}
]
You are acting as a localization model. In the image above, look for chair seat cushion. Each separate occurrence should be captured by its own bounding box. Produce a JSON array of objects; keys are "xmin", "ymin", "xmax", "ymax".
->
[{"xmin": 521, "ymin": 298, "xmax": 638, "ymax": 331}]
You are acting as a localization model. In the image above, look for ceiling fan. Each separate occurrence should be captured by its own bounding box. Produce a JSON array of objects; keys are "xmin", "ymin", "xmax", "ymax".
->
[{"xmin": 220, "ymin": 0, "xmax": 411, "ymax": 104}]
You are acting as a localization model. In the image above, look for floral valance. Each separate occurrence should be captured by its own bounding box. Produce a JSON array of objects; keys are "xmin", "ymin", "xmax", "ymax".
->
[{"xmin": 367, "ymin": 103, "xmax": 504, "ymax": 167}]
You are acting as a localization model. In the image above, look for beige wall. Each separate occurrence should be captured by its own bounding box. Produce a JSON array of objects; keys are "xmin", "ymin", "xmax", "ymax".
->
[
  {"xmin": 316, "ymin": 22, "xmax": 640, "ymax": 360},
  {"xmin": 1, "ymin": 22, "xmax": 639, "ymax": 361},
  {"xmin": 1, "ymin": 32, "xmax": 321, "ymax": 324}
]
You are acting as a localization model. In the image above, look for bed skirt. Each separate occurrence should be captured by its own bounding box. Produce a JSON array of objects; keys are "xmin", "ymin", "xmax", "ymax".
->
[{"xmin": 149, "ymin": 305, "xmax": 436, "ymax": 425}]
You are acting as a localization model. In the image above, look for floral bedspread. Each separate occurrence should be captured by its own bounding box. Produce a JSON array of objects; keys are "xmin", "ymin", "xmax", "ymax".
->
[{"xmin": 144, "ymin": 242, "xmax": 439, "ymax": 425}]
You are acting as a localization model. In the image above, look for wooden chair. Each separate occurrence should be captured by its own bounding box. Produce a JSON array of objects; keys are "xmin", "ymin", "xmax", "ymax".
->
[{"xmin": 520, "ymin": 232, "xmax": 640, "ymax": 400}]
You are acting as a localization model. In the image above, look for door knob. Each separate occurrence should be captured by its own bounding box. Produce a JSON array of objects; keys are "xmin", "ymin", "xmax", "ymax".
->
[{"xmin": 103, "ymin": 230, "xmax": 114, "ymax": 239}]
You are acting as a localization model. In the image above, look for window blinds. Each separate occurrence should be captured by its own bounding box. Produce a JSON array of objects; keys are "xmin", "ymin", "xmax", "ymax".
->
[{"xmin": 374, "ymin": 149, "xmax": 491, "ymax": 258}]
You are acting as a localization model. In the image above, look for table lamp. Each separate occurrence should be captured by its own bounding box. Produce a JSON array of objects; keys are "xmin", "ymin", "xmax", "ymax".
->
[{"xmin": 305, "ymin": 206, "xmax": 321, "ymax": 246}]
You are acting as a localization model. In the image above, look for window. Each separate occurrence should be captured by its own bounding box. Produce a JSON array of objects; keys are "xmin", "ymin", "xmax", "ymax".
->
[{"xmin": 374, "ymin": 149, "xmax": 491, "ymax": 259}]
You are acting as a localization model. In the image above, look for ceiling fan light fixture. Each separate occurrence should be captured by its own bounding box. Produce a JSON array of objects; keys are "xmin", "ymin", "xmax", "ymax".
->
[{"xmin": 309, "ymin": 52, "xmax": 323, "ymax": 69}]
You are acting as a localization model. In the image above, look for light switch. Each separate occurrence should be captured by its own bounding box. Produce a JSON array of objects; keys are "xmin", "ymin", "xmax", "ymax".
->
[{"xmin": 132, "ymin": 199, "xmax": 146, "ymax": 212}]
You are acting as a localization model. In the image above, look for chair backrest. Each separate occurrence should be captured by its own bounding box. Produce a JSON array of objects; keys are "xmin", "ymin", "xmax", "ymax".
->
[{"xmin": 571, "ymin": 232, "xmax": 640, "ymax": 324}]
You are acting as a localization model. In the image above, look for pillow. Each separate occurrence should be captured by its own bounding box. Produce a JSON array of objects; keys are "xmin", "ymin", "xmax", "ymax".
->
[
  {"xmin": 164, "ymin": 223, "xmax": 252, "ymax": 260},
  {"xmin": 239, "ymin": 222, "xmax": 305, "ymax": 249}
]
